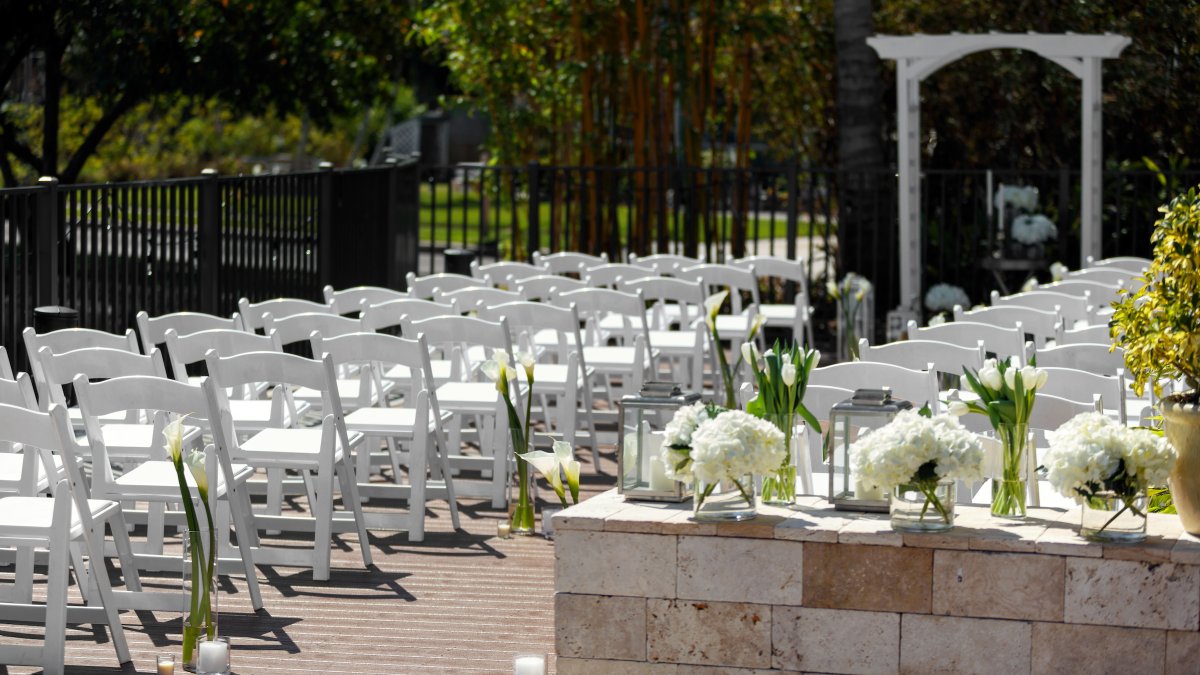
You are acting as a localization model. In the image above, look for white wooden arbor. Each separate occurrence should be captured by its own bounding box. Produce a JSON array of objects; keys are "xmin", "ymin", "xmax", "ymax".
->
[{"xmin": 866, "ymin": 33, "xmax": 1131, "ymax": 306}]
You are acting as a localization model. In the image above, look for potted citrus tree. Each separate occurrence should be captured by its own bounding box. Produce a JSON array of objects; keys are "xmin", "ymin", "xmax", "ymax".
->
[{"xmin": 1112, "ymin": 185, "xmax": 1200, "ymax": 534}]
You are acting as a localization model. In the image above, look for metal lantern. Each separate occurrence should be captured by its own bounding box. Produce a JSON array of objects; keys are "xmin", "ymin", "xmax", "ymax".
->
[
  {"xmin": 826, "ymin": 388, "xmax": 913, "ymax": 512},
  {"xmin": 616, "ymin": 381, "xmax": 700, "ymax": 502}
]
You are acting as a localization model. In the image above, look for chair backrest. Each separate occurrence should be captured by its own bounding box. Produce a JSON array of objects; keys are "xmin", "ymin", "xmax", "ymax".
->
[
  {"xmin": 37, "ymin": 346, "xmax": 166, "ymax": 416},
  {"xmin": 206, "ymin": 350, "xmax": 346, "ymax": 423},
  {"xmin": 730, "ymin": 255, "xmax": 809, "ymax": 288},
  {"xmin": 1027, "ymin": 392, "xmax": 1103, "ymax": 432},
  {"xmin": 164, "ymin": 328, "xmax": 281, "ymax": 384},
  {"xmin": 514, "ymin": 274, "xmax": 588, "ymax": 301},
  {"xmin": 0, "ymin": 403, "xmax": 96, "ymax": 529},
  {"xmin": 404, "ymin": 315, "xmax": 517, "ymax": 383},
  {"xmin": 533, "ymin": 251, "xmax": 609, "ymax": 275},
  {"xmin": 404, "ymin": 272, "xmax": 481, "ymax": 299},
  {"xmin": 238, "ymin": 297, "xmax": 331, "ymax": 331},
  {"xmin": 553, "ymin": 287, "xmax": 650, "ymax": 347},
  {"xmin": 24, "ymin": 327, "xmax": 139, "ymax": 398},
  {"xmin": 629, "ymin": 253, "xmax": 701, "ymax": 277},
  {"xmin": 0, "ymin": 345, "xmax": 13, "ymax": 381},
  {"xmin": 0, "ymin": 371, "xmax": 38, "ymax": 410},
  {"xmin": 906, "ymin": 320, "xmax": 1025, "ymax": 364},
  {"xmin": 322, "ymin": 285, "xmax": 406, "ymax": 315},
  {"xmin": 809, "ymin": 361, "xmax": 940, "ymax": 412},
  {"xmin": 263, "ymin": 312, "xmax": 363, "ymax": 348},
  {"xmin": 479, "ymin": 301, "xmax": 584, "ymax": 363},
  {"xmin": 1033, "ymin": 342, "xmax": 1125, "ymax": 376},
  {"xmin": 1039, "ymin": 278, "xmax": 1124, "ymax": 311},
  {"xmin": 799, "ymin": 383, "xmax": 855, "ymax": 470},
  {"xmin": 1057, "ymin": 322, "xmax": 1114, "ymax": 346},
  {"xmin": 1037, "ymin": 366, "xmax": 1126, "ymax": 424},
  {"xmin": 677, "ymin": 263, "xmax": 761, "ymax": 313},
  {"xmin": 858, "ymin": 338, "xmax": 985, "ymax": 379},
  {"xmin": 472, "ymin": 261, "xmax": 545, "ymax": 287},
  {"xmin": 438, "ymin": 286, "xmax": 524, "ymax": 313},
  {"xmin": 989, "ymin": 290, "xmax": 1093, "ymax": 326},
  {"xmin": 582, "ymin": 263, "xmax": 657, "ymax": 288},
  {"xmin": 1066, "ymin": 267, "xmax": 1139, "ymax": 287},
  {"xmin": 360, "ymin": 298, "xmax": 456, "ymax": 333},
  {"xmin": 1084, "ymin": 256, "xmax": 1151, "ymax": 273},
  {"xmin": 312, "ymin": 331, "xmax": 440, "ymax": 409},
  {"xmin": 953, "ymin": 305, "xmax": 1060, "ymax": 346},
  {"xmin": 618, "ymin": 276, "xmax": 706, "ymax": 329},
  {"xmin": 136, "ymin": 311, "xmax": 243, "ymax": 355}
]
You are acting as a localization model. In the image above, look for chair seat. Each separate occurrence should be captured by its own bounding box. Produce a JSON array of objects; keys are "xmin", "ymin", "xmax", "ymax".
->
[
  {"xmin": 383, "ymin": 360, "xmax": 453, "ymax": 384},
  {"xmin": 228, "ymin": 399, "xmax": 311, "ymax": 429},
  {"xmin": 294, "ymin": 379, "xmax": 394, "ymax": 407},
  {"xmin": 515, "ymin": 363, "xmax": 591, "ymax": 389},
  {"xmin": 0, "ymin": 496, "xmax": 120, "ymax": 540},
  {"xmin": 759, "ymin": 303, "xmax": 798, "ymax": 324},
  {"xmin": 0, "ymin": 452, "xmax": 60, "ymax": 493},
  {"xmin": 648, "ymin": 330, "xmax": 701, "ymax": 352},
  {"xmin": 534, "ymin": 329, "xmax": 578, "ymax": 348},
  {"xmin": 435, "ymin": 382, "xmax": 509, "ymax": 412},
  {"xmin": 714, "ymin": 313, "xmax": 753, "ymax": 337},
  {"xmin": 113, "ymin": 460, "xmax": 254, "ymax": 498},
  {"xmin": 345, "ymin": 408, "xmax": 451, "ymax": 435},
  {"xmin": 583, "ymin": 346, "xmax": 652, "ymax": 371},
  {"xmin": 238, "ymin": 428, "xmax": 363, "ymax": 467},
  {"xmin": 78, "ymin": 423, "xmax": 202, "ymax": 456}
]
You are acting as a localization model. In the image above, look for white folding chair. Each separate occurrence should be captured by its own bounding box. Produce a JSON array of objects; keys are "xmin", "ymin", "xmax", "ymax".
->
[
  {"xmin": 953, "ymin": 304, "xmax": 1061, "ymax": 347},
  {"xmin": 533, "ymin": 251, "xmax": 609, "ymax": 276},
  {"xmin": 1057, "ymin": 322, "xmax": 1114, "ymax": 346},
  {"xmin": 264, "ymin": 312, "xmax": 389, "ymax": 415},
  {"xmin": 731, "ymin": 255, "xmax": 815, "ymax": 346},
  {"xmin": 405, "ymin": 272, "xmax": 481, "ymax": 300},
  {"xmin": 858, "ymin": 338, "xmax": 985, "ymax": 383},
  {"xmin": 1085, "ymin": 255, "xmax": 1151, "ymax": 272},
  {"xmin": 582, "ymin": 263, "xmax": 658, "ymax": 289},
  {"xmin": 1038, "ymin": 278, "xmax": 1125, "ymax": 311},
  {"xmin": 238, "ymin": 297, "xmax": 333, "ymax": 334},
  {"xmin": 204, "ymin": 350, "xmax": 372, "ymax": 581},
  {"xmin": 1033, "ymin": 342, "xmax": 1125, "ymax": 376},
  {"xmin": 23, "ymin": 326, "xmax": 140, "ymax": 413},
  {"xmin": 515, "ymin": 274, "xmax": 588, "ymax": 301},
  {"xmin": 678, "ymin": 263, "xmax": 765, "ymax": 347},
  {"xmin": 0, "ymin": 404, "xmax": 133, "ymax": 673},
  {"xmin": 438, "ymin": 286, "xmax": 523, "ymax": 312},
  {"xmin": 907, "ymin": 320, "xmax": 1027, "ymax": 365},
  {"xmin": 810, "ymin": 361, "xmax": 940, "ymax": 412},
  {"xmin": 73, "ymin": 373, "xmax": 264, "ymax": 610},
  {"xmin": 403, "ymin": 315, "xmax": 523, "ymax": 507},
  {"xmin": 1066, "ymin": 266, "xmax": 1140, "ymax": 288},
  {"xmin": 136, "ymin": 311, "xmax": 244, "ymax": 357},
  {"xmin": 323, "ymin": 285, "xmax": 406, "ymax": 316},
  {"xmin": 1038, "ymin": 366, "xmax": 1127, "ymax": 424},
  {"xmin": 989, "ymin": 289, "xmax": 1094, "ymax": 327},
  {"xmin": 479, "ymin": 301, "xmax": 599, "ymax": 467},
  {"xmin": 313, "ymin": 332, "xmax": 460, "ymax": 540},
  {"xmin": 552, "ymin": 287, "xmax": 653, "ymax": 404},
  {"xmin": 618, "ymin": 276, "xmax": 707, "ymax": 392},
  {"xmin": 800, "ymin": 384, "xmax": 855, "ymax": 497},
  {"xmin": 471, "ymin": 260, "xmax": 544, "ymax": 288},
  {"xmin": 629, "ymin": 253, "xmax": 702, "ymax": 277}
]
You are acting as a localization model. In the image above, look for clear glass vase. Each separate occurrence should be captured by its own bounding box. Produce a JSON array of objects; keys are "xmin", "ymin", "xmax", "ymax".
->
[
  {"xmin": 760, "ymin": 414, "xmax": 799, "ymax": 506},
  {"xmin": 992, "ymin": 423, "xmax": 1030, "ymax": 519},
  {"xmin": 508, "ymin": 457, "xmax": 537, "ymax": 536},
  {"xmin": 1081, "ymin": 490, "xmax": 1148, "ymax": 543},
  {"xmin": 890, "ymin": 481, "xmax": 956, "ymax": 532},
  {"xmin": 182, "ymin": 530, "xmax": 217, "ymax": 672},
  {"xmin": 693, "ymin": 474, "xmax": 756, "ymax": 521}
]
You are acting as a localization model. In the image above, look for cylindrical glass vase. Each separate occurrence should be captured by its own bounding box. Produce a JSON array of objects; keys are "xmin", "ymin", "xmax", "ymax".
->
[
  {"xmin": 508, "ymin": 457, "xmax": 537, "ymax": 536},
  {"xmin": 760, "ymin": 414, "xmax": 799, "ymax": 506},
  {"xmin": 1081, "ymin": 490, "xmax": 1148, "ymax": 543},
  {"xmin": 992, "ymin": 423, "xmax": 1031, "ymax": 519},
  {"xmin": 693, "ymin": 474, "xmax": 756, "ymax": 521},
  {"xmin": 182, "ymin": 530, "xmax": 217, "ymax": 672},
  {"xmin": 890, "ymin": 481, "xmax": 956, "ymax": 532}
]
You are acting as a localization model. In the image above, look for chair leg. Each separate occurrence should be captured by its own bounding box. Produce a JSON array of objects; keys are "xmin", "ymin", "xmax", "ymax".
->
[
  {"xmin": 265, "ymin": 468, "xmax": 284, "ymax": 536},
  {"xmin": 313, "ymin": 458, "xmax": 335, "ymax": 582},
  {"xmin": 70, "ymin": 541, "xmax": 91, "ymax": 603},
  {"xmin": 44, "ymin": 538, "xmax": 69, "ymax": 675},
  {"xmin": 14, "ymin": 545, "xmax": 33, "ymax": 603},
  {"xmin": 408, "ymin": 433, "xmax": 428, "ymax": 542},
  {"xmin": 107, "ymin": 509, "xmax": 142, "ymax": 592},
  {"xmin": 356, "ymin": 436, "xmax": 373, "ymax": 503},
  {"xmin": 85, "ymin": 521, "xmax": 132, "ymax": 665},
  {"xmin": 491, "ymin": 411, "xmax": 509, "ymax": 509},
  {"xmin": 224, "ymin": 489, "xmax": 264, "ymax": 611},
  {"xmin": 336, "ymin": 452, "xmax": 374, "ymax": 568},
  {"xmin": 146, "ymin": 501, "xmax": 166, "ymax": 554}
]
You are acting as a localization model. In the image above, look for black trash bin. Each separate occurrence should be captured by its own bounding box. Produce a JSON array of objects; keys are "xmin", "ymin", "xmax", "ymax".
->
[
  {"xmin": 33, "ymin": 306, "xmax": 79, "ymax": 334},
  {"xmin": 443, "ymin": 248, "xmax": 476, "ymax": 276}
]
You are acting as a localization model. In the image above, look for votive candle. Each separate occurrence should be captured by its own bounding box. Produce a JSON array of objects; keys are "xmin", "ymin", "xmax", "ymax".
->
[
  {"xmin": 497, "ymin": 521, "xmax": 512, "ymax": 539},
  {"xmin": 156, "ymin": 654, "xmax": 175, "ymax": 675},
  {"xmin": 513, "ymin": 654, "xmax": 546, "ymax": 675}
]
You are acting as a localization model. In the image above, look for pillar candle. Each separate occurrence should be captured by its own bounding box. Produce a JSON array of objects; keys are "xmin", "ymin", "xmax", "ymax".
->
[
  {"xmin": 197, "ymin": 639, "xmax": 228, "ymax": 674},
  {"xmin": 513, "ymin": 654, "xmax": 545, "ymax": 675}
]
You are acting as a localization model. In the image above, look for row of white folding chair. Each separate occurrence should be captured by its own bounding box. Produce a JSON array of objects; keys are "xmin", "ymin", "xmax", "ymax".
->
[
  {"xmin": 730, "ymin": 255, "xmax": 815, "ymax": 347},
  {"xmin": 405, "ymin": 271, "xmax": 480, "ymax": 299},
  {"xmin": 1085, "ymin": 255, "xmax": 1151, "ymax": 272},
  {"xmin": 809, "ymin": 359, "xmax": 941, "ymax": 413},
  {"xmin": 989, "ymin": 289, "xmax": 1095, "ymax": 327},
  {"xmin": 1067, "ymin": 265, "xmax": 1143, "ymax": 286},
  {"xmin": 323, "ymin": 285, "xmax": 407, "ymax": 315},
  {"xmin": 906, "ymin": 320, "xmax": 1027, "ymax": 365},
  {"xmin": 952, "ymin": 304, "xmax": 1062, "ymax": 347},
  {"xmin": 22, "ymin": 326, "xmax": 140, "ymax": 416},
  {"xmin": 532, "ymin": 250, "xmax": 609, "ymax": 275},
  {"xmin": 1033, "ymin": 278, "xmax": 1125, "ymax": 313},
  {"xmin": 1056, "ymin": 322, "xmax": 1112, "ymax": 345},
  {"xmin": 629, "ymin": 253, "xmax": 703, "ymax": 276}
]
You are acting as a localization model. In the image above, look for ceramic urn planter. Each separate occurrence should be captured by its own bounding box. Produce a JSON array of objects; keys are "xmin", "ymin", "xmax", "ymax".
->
[{"xmin": 1163, "ymin": 396, "xmax": 1200, "ymax": 535}]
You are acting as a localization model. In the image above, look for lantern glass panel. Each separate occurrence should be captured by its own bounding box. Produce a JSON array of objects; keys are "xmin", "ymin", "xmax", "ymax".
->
[
  {"xmin": 827, "ymin": 389, "xmax": 913, "ymax": 512},
  {"xmin": 617, "ymin": 382, "xmax": 699, "ymax": 502}
]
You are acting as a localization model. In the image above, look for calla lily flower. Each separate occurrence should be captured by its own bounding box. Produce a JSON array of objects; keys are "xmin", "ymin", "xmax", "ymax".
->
[
  {"xmin": 516, "ymin": 351, "xmax": 536, "ymax": 382},
  {"xmin": 704, "ymin": 291, "xmax": 729, "ymax": 329},
  {"xmin": 740, "ymin": 342, "xmax": 754, "ymax": 366},
  {"xmin": 826, "ymin": 280, "xmax": 838, "ymax": 298},
  {"xmin": 553, "ymin": 440, "xmax": 581, "ymax": 504},
  {"xmin": 185, "ymin": 449, "xmax": 210, "ymax": 502},
  {"xmin": 164, "ymin": 415, "xmax": 188, "ymax": 464},
  {"xmin": 748, "ymin": 313, "xmax": 767, "ymax": 339},
  {"xmin": 482, "ymin": 350, "xmax": 517, "ymax": 394},
  {"xmin": 521, "ymin": 450, "xmax": 567, "ymax": 505}
]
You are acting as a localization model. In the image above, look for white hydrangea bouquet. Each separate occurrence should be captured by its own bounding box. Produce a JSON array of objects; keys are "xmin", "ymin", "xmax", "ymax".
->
[
  {"xmin": 1044, "ymin": 412, "xmax": 1175, "ymax": 539},
  {"xmin": 995, "ymin": 185, "xmax": 1039, "ymax": 213},
  {"xmin": 661, "ymin": 402, "xmax": 785, "ymax": 516},
  {"xmin": 851, "ymin": 409, "xmax": 984, "ymax": 527},
  {"xmin": 1012, "ymin": 214, "xmax": 1058, "ymax": 245},
  {"xmin": 923, "ymin": 283, "xmax": 970, "ymax": 313}
]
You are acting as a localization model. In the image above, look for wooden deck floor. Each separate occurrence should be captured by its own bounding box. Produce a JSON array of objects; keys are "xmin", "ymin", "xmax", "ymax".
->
[{"xmin": 1, "ymin": 450, "xmax": 620, "ymax": 674}]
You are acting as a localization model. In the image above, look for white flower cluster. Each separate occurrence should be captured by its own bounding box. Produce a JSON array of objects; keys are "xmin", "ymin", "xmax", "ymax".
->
[
  {"xmin": 851, "ymin": 410, "xmax": 985, "ymax": 490},
  {"xmin": 664, "ymin": 402, "xmax": 712, "ymax": 448},
  {"xmin": 924, "ymin": 283, "xmax": 970, "ymax": 312},
  {"xmin": 1012, "ymin": 214, "xmax": 1058, "ymax": 245},
  {"xmin": 976, "ymin": 358, "xmax": 1048, "ymax": 394},
  {"xmin": 995, "ymin": 185, "xmax": 1039, "ymax": 213},
  {"xmin": 827, "ymin": 273, "xmax": 872, "ymax": 302},
  {"xmin": 1050, "ymin": 261, "xmax": 1069, "ymax": 281},
  {"xmin": 1043, "ymin": 413, "xmax": 1176, "ymax": 503},
  {"xmin": 687, "ymin": 410, "xmax": 786, "ymax": 484}
]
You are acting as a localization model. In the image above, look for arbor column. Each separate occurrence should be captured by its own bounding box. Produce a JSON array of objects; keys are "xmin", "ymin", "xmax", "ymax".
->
[
  {"xmin": 1080, "ymin": 56, "xmax": 1104, "ymax": 265},
  {"xmin": 896, "ymin": 60, "xmax": 922, "ymax": 308}
]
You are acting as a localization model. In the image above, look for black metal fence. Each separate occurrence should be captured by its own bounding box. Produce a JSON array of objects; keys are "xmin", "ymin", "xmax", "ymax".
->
[{"xmin": 0, "ymin": 159, "xmax": 1188, "ymax": 371}]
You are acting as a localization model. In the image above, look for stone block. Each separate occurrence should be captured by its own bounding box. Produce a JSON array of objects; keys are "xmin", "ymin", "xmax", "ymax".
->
[
  {"xmin": 1064, "ymin": 558, "xmax": 1200, "ymax": 630},
  {"xmin": 677, "ymin": 536, "xmax": 803, "ymax": 605},
  {"xmin": 900, "ymin": 614, "xmax": 1031, "ymax": 674},
  {"xmin": 556, "ymin": 658, "xmax": 677, "ymax": 675},
  {"xmin": 1032, "ymin": 623, "xmax": 1165, "ymax": 674},
  {"xmin": 772, "ymin": 606, "xmax": 899, "ymax": 674},
  {"xmin": 932, "ymin": 550, "xmax": 1064, "ymax": 622},
  {"xmin": 837, "ymin": 514, "xmax": 903, "ymax": 547},
  {"xmin": 1104, "ymin": 514, "xmax": 1183, "ymax": 563},
  {"xmin": 772, "ymin": 506, "xmax": 847, "ymax": 543},
  {"xmin": 604, "ymin": 501, "xmax": 680, "ymax": 535},
  {"xmin": 555, "ymin": 594, "xmax": 646, "ymax": 661},
  {"xmin": 661, "ymin": 508, "xmax": 718, "ymax": 536},
  {"xmin": 646, "ymin": 599, "xmax": 771, "ymax": 668},
  {"xmin": 1166, "ymin": 631, "xmax": 1200, "ymax": 675},
  {"xmin": 716, "ymin": 513, "xmax": 789, "ymax": 539},
  {"xmin": 555, "ymin": 530, "xmax": 677, "ymax": 598},
  {"xmin": 803, "ymin": 543, "xmax": 932, "ymax": 613},
  {"xmin": 556, "ymin": 489, "xmax": 627, "ymax": 531},
  {"xmin": 1032, "ymin": 508, "xmax": 1102, "ymax": 558},
  {"xmin": 1173, "ymin": 533, "xmax": 1200, "ymax": 566}
]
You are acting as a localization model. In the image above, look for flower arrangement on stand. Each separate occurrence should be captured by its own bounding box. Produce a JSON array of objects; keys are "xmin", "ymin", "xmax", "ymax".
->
[
  {"xmin": 851, "ymin": 409, "xmax": 984, "ymax": 531},
  {"xmin": 744, "ymin": 341, "xmax": 821, "ymax": 506},
  {"xmin": 827, "ymin": 273, "xmax": 873, "ymax": 361},
  {"xmin": 704, "ymin": 290, "xmax": 766, "ymax": 408},
  {"xmin": 923, "ymin": 283, "xmax": 971, "ymax": 315},
  {"xmin": 484, "ymin": 350, "xmax": 539, "ymax": 535},
  {"xmin": 1011, "ymin": 213, "xmax": 1058, "ymax": 254},
  {"xmin": 995, "ymin": 185, "xmax": 1039, "ymax": 214},
  {"xmin": 1044, "ymin": 413, "xmax": 1176, "ymax": 542},
  {"xmin": 660, "ymin": 403, "xmax": 785, "ymax": 521},
  {"xmin": 961, "ymin": 358, "xmax": 1048, "ymax": 519},
  {"xmin": 165, "ymin": 416, "xmax": 217, "ymax": 669}
]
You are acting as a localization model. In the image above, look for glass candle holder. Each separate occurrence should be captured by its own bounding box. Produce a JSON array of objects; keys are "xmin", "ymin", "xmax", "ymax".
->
[
  {"xmin": 513, "ymin": 653, "xmax": 546, "ymax": 675},
  {"xmin": 157, "ymin": 654, "xmax": 175, "ymax": 675},
  {"xmin": 196, "ymin": 636, "xmax": 230, "ymax": 675}
]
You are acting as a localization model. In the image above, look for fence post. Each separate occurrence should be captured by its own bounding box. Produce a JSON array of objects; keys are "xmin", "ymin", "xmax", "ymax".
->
[
  {"xmin": 317, "ymin": 162, "xmax": 334, "ymax": 291},
  {"xmin": 198, "ymin": 169, "xmax": 220, "ymax": 314},
  {"xmin": 34, "ymin": 176, "xmax": 59, "ymax": 307},
  {"xmin": 526, "ymin": 161, "xmax": 540, "ymax": 262}
]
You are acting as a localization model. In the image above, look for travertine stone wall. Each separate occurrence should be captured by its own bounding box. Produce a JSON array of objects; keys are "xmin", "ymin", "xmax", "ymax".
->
[{"xmin": 553, "ymin": 490, "xmax": 1200, "ymax": 675}]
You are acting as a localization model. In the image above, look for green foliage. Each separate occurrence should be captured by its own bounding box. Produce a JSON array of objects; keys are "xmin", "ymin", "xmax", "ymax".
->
[{"xmin": 1112, "ymin": 185, "xmax": 1200, "ymax": 398}]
